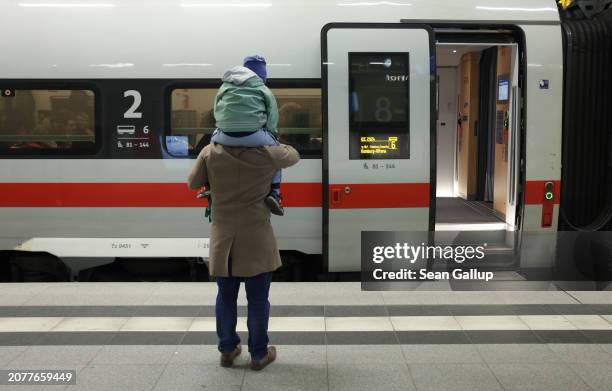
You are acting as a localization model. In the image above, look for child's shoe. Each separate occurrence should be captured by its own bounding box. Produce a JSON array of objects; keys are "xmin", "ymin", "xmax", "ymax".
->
[{"xmin": 265, "ymin": 193, "xmax": 284, "ymax": 216}]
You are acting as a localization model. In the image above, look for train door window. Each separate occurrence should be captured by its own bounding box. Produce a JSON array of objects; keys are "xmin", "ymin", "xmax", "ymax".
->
[
  {"xmin": 0, "ymin": 88, "xmax": 96, "ymax": 154},
  {"xmin": 168, "ymin": 86, "xmax": 322, "ymax": 157}
]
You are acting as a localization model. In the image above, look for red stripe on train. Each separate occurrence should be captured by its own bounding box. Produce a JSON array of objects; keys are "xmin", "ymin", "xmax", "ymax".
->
[
  {"xmin": 0, "ymin": 183, "xmax": 322, "ymax": 208},
  {"xmin": 0, "ymin": 180, "xmax": 558, "ymax": 208},
  {"xmin": 524, "ymin": 180, "xmax": 561, "ymax": 205}
]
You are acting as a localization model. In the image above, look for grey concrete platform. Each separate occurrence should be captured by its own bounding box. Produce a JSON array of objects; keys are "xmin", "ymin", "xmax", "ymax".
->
[{"xmin": 0, "ymin": 282, "xmax": 611, "ymax": 390}]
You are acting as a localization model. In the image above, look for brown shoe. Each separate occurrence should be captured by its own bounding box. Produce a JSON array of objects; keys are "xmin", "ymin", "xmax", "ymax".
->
[
  {"xmin": 220, "ymin": 345, "xmax": 241, "ymax": 367},
  {"xmin": 250, "ymin": 346, "xmax": 276, "ymax": 371}
]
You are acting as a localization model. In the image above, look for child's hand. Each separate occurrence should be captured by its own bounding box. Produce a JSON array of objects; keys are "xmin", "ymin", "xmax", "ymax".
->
[{"xmin": 196, "ymin": 187, "xmax": 209, "ymax": 199}]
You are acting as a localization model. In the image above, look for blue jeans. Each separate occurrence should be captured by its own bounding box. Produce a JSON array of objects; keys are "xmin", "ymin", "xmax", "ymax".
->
[
  {"xmin": 211, "ymin": 128, "xmax": 281, "ymax": 194},
  {"xmin": 216, "ymin": 271, "xmax": 273, "ymax": 360}
]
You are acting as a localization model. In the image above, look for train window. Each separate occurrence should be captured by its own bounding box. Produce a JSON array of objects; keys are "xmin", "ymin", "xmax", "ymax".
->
[
  {"xmin": 273, "ymin": 88, "xmax": 322, "ymax": 156},
  {"xmin": 0, "ymin": 89, "xmax": 96, "ymax": 153},
  {"xmin": 348, "ymin": 52, "xmax": 410, "ymax": 160},
  {"xmin": 169, "ymin": 86, "xmax": 322, "ymax": 157},
  {"xmin": 169, "ymin": 88, "xmax": 217, "ymax": 155}
]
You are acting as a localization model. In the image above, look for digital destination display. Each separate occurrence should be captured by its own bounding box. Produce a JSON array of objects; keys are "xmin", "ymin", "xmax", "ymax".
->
[
  {"xmin": 360, "ymin": 135, "xmax": 400, "ymax": 157},
  {"xmin": 498, "ymin": 76, "xmax": 509, "ymax": 102},
  {"xmin": 348, "ymin": 52, "xmax": 410, "ymax": 160}
]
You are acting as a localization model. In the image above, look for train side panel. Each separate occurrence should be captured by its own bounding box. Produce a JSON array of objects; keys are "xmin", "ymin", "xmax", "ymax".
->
[{"xmin": 0, "ymin": 159, "xmax": 322, "ymax": 256}]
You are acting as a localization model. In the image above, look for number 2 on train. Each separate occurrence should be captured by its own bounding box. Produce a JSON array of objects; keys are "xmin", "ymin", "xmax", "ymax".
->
[{"xmin": 123, "ymin": 90, "xmax": 143, "ymax": 119}]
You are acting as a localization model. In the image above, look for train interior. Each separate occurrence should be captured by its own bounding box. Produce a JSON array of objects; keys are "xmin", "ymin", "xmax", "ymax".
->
[
  {"xmin": 433, "ymin": 42, "xmax": 520, "ymax": 271},
  {"xmin": 434, "ymin": 43, "xmax": 518, "ymax": 229}
]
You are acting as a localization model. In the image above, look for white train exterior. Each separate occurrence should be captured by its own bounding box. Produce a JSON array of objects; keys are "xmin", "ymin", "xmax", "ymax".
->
[{"xmin": 0, "ymin": 0, "xmax": 563, "ymax": 273}]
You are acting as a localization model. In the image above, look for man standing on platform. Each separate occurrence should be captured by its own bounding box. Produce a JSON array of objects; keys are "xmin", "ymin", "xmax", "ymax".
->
[{"xmin": 187, "ymin": 135, "xmax": 299, "ymax": 370}]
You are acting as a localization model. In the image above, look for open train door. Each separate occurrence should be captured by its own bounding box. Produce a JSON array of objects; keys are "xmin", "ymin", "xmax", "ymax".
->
[{"xmin": 322, "ymin": 24, "xmax": 435, "ymax": 272}]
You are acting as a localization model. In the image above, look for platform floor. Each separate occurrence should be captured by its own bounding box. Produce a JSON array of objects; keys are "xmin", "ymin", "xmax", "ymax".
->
[{"xmin": 1, "ymin": 282, "xmax": 612, "ymax": 390}]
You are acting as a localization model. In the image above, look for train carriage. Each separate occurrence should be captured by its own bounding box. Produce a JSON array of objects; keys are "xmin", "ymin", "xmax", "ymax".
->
[{"xmin": 0, "ymin": 0, "xmax": 598, "ymax": 279}]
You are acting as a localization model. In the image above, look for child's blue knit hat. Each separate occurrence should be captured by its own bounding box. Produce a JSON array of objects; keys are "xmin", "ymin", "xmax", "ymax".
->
[{"xmin": 243, "ymin": 55, "xmax": 267, "ymax": 82}]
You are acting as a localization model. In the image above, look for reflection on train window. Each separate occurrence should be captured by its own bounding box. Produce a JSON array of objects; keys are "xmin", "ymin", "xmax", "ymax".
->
[
  {"xmin": 170, "ymin": 88, "xmax": 217, "ymax": 155},
  {"xmin": 169, "ymin": 87, "xmax": 322, "ymax": 156},
  {"xmin": 273, "ymin": 88, "xmax": 322, "ymax": 156},
  {"xmin": 0, "ymin": 89, "xmax": 95, "ymax": 152}
]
